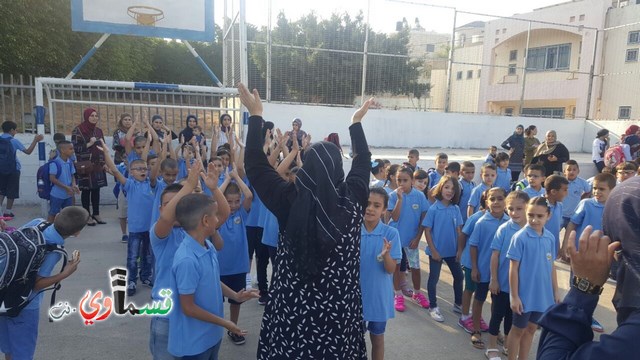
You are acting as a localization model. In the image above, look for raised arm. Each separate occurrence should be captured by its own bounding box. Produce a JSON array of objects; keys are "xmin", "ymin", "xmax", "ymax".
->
[
  {"xmin": 99, "ymin": 140, "xmax": 127, "ymax": 185},
  {"xmin": 231, "ymin": 170, "xmax": 253, "ymax": 211},
  {"xmin": 345, "ymin": 98, "xmax": 374, "ymax": 208},
  {"xmin": 155, "ymin": 162, "xmax": 200, "ymax": 239},
  {"xmin": 124, "ymin": 118, "xmax": 139, "ymax": 155},
  {"xmin": 202, "ymin": 162, "xmax": 230, "ymax": 227}
]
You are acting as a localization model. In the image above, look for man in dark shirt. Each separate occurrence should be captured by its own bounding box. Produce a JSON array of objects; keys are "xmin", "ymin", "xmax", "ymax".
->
[{"xmin": 537, "ymin": 176, "xmax": 640, "ymax": 358}]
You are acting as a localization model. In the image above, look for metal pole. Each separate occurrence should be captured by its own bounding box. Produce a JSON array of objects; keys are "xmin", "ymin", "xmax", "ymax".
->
[
  {"xmin": 585, "ymin": 29, "xmax": 599, "ymax": 120},
  {"xmin": 223, "ymin": 0, "xmax": 228, "ymax": 86},
  {"xmin": 444, "ymin": 9, "xmax": 457, "ymax": 113},
  {"xmin": 361, "ymin": 0, "xmax": 371, "ymax": 104},
  {"xmin": 518, "ymin": 22, "xmax": 532, "ymax": 115},
  {"xmin": 34, "ymin": 78, "xmax": 47, "ymax": 217},
  {"xmin": 266, "ymin": 0, "xmax": 272, "ymax": 102},
  {"xmin": 239, "ymin": 0, "xmax": 249, "ymax": 136},
  {"xmin": 66, "ymin": 34, "xmax": 110, "ymax": 79},
  {"xmin": 184, "ymin": 41, "xmax": 224, "ymax": 87}
]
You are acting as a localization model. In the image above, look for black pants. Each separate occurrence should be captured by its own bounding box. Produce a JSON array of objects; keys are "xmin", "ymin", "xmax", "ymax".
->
[
  {"xmin": 511, "ymin": 171, "xmax": 521, "ymax": 182},
  {"xmin": 81, "ymin": 188, "xmax": 100, "ymax": 215},
  {"xmin": 247, "ymin": 226, "xmax": 271, "ymax": 294},
  {"xmin": 594, "ymin": 160, "xmax": 605, "ymax": 173},
  {"xmin": 489, "ymin": 291, "xmax": 513, "ymax": 336}
]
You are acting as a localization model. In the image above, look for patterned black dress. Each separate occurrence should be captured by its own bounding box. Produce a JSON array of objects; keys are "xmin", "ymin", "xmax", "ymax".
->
[{"xmin": 245, "ymin": 116, "xmax": 371, "ymax": 359}]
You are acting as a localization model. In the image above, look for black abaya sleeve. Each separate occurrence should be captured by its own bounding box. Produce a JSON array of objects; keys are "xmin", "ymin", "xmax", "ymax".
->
[
  {"xmin": 245, "ymin": 115, "xmax": 296, "ymax": 225},
  {"xmin": 555, "ymin": 144, "xmax": 570, "ymax": 164},
  {"xmin": 345, "ymin": 122, "xmax": 371, "ymax": 209}
]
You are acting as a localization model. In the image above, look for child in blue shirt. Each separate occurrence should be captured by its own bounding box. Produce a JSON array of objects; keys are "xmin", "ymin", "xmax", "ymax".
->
[
  {"xmin": 0, "ymin": 207, "xmax": 87, "ymax": 360},
  {"xmin": 102, "ymin": 141, "xmax": 159, "ymax": 296},
  {"xmin": 467, "ymin": 163, "xmax": 497, "ymax": 218},
  {"xmin": 388, "ymin": 166, "xmax": 430, "ymax": 311},
  {"xmin": 150, "ymin": 158, "xmax": 180, "ymax": 229},
  {"xmin": 422, "ymin": 175, "xmax": 464, "ymax": 323},
  {"xmin": 169, "ymin": 193, "xmax": 258, "ymax": 359},
  {"xmin": 485, "ymin": 145, "xmax": 497, "ymax": 165},
  {"xmin": 562, "ymin": 160, "xmax": 591, "ymax": 228},
  {"xmin": 360, "ymin": 188, "xmax": 401, "ymax": 360},
  {"xmin": 494, "ymin": 152, "xmax": 512, "ymax": 194},
  {"xmin": 469, "ymin": 187, "xmax": 508, "ymax": 349},
  {"xmin": 523, "ymin": 164, "xmax": 546, "ymax": 199},
  {"xmin": 543, "ymin": 175, "xmax": 568, "ymax": 255},
  {"xmin": 507, "ymin": 196, "xmax": 559, "ymax": 360},
  {"xmin": 47, "ymin": 141, "xmax": 80, "ymax": 222},
  {"xmin": 487, "ymin": 191, "xmax": 529, "ymax": 359},
  {"xmin": 459, "ymin": 161, "xmax": 476, "ymax": 222},
  {"xmin": 427, "ymin": 152, "xmax": 448, "ymax": 192}
]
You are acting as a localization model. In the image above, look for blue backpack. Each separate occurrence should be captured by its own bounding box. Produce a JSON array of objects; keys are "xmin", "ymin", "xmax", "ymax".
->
[
  {"xmin": 36, "ymin": 160, "xmax": 62, "ymax": 200},
  {"xmin": 0, "ymin": 137, "xmax": 17, "ymax": 175}
]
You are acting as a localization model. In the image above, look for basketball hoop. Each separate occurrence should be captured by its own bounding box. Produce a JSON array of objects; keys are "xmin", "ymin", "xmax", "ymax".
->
[{"xmin": 127, "ymin": 5, "xmax": 164, "ymax": 26}]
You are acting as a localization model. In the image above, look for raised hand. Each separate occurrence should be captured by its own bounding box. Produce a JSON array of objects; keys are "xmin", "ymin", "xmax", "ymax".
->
[
  {"xmin": 201, "ymin": 162, "xmax": 220, "ymax": 190},
  {"xmin": 381, "ymin": 238, "xmax": 392, "ymax": 256},
  {"xmin": 352, "ymin": 97, "xmax": 374, "ymax": 124},
  {"xmin": 186, "ymin": 160, "xmax": 202, "ymax": 189},
  {"xmin": 237, "ymin": 83, "xmax": 263, "ymax": 117}
]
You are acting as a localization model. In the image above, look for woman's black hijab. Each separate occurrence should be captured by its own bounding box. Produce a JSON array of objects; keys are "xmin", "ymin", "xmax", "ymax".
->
[{"xmin": 180, "ymin": 114, "xmax": 197, "ymax": 143}]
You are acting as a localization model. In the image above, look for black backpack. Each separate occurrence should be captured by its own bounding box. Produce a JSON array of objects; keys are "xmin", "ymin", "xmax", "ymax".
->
[
  {"xmin": 0, "ymin": 222, "xmax": 68, "ymax": 318},
  {"xmin": 0, "ymin": 137, "xmax": 17, "ymax": 175}
]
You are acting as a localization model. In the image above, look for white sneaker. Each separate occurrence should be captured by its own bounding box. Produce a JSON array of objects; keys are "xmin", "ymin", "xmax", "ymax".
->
[
  {"xmin": 245, "ymin": 274, "xmax": 253, "ymax": 290},
  {"xmin": 429, "ymin": 307, "xmax": 445, "ymax": 322}
]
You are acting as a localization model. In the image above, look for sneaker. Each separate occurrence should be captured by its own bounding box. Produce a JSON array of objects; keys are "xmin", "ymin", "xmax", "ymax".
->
[
  {"xmin": 412, "ymin": 292, "xmax": 430, "ymax": 308},
  {"xmin": 480, "ymin": 317, "xmax": 489, "ymax": 332},
  {"xmin": 401, "ymin": 288, "xmax": 414, "ymax": 297},
  {"xmin": 141, "ymin": 279, "xmax": 154, "ymax": 288},
  {"xmin": 394, "ymin": 294, "xmax": 405, "ymax": 312},
  {"xmin": 227, "ymin": 331, "xmax": 246, "ymax": 345},
  {"xmin": 258, "ymin": 293, "xmax": 268, "ymax": 306},
  {"xmin": 452, "ymin": 303, "xmax": 462, "ymax": 314},
  {"xmin": 458, "ymin": 317, "xmax": 475, "ymax": 334},
  {"xmin": 2, "ymin": 212, "xmax": 14, "ymax": 218},
  {"xmin": 127, "ymin": 282, "xmax": 136, "ymax": 297},
  {"xmin": 245, "ymin": 274, "xmax": 253, "ymax": 290},
  {"xmin": 591, "ymin": 318, "xmax": 604, "ymax": 333},
  {"xmin": 121, "ymin": 235, "xmax": 128, "ymax": 243},
  {"xmin": 429, "ymin": 307, "xmax": 445, "ymax": 322}
]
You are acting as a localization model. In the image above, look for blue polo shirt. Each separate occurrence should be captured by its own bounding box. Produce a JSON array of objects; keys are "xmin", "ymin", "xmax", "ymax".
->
[
  {"xmin": 422, "ymin": 200, "xmax": 463, "ymax": 258},
  {"xmin": 428, "ymin": 170, "xmax": 444, "ymax": 190},
  {"xmin": 261, "ymin": 209, "xmax": 279, "ymax": 248},
  {"xmin": 150, "ymin": 224, "xmax": 185, "ymax": 301},
  {"xmin": 22, "ymin": 222, "xmax": 64, "ymax": 311},
  {"xmin": 570, "ymin": 198, "xmax": 605, "ymax": 249},
  {"xmin": 506, "ymin": 226, "xmax": 556, "ymax": 312},
  {"xmin": 360, "ymin": 221, "xmax": 401, "ymax": 322},
  {"xmin": 49, "ymin": 157, "xmax": 76, "ymax": 200},
  {"xmin": 563, "ymin": 177, "xmax": 591, "ymax": 218},
  {"xmin": 218, "ymin": 208, "xmax": 250, "ymax": 276},
  {"xmin": 491, "ymin": 220, "xmax": 522, "ymax": 293},
  {"xmin": 459, "ymin": 178, "xmax": 476, "ymax": 222},
  {"xmin": 460, "ymin": 210, "xmax": 485, "ymax": 269},
  {"xmin": 388, "ymin": 188, "xmax": 430, "ymax": 247},
  {"xmin": 468, "ymin": 183, "xmax": 490, "ymax": 214},
  {"xmin": 245, "ymin": 190, "xmax": 264, "ymax": 227},
  {"xmin": 150, "ymin": 179, "xmax": 168, "ymax": 230},
  {"xmin": 469, "ymin": 212, "xmax": 509, "ymax": 283},
  {"xmin": 169, "ymin": 236, "xmax": 224, "ymax": 357},
  {"xmin": 495, "ymin": 168, "xmax": 512, "ymax": 193},
  {"xmin": 127, "ymin": 149, "xmax": 157, "ymax": 166},
  {"xmin": 0, "ymin": 133, "xmax": 28, "ymax": 171},
  {"xmin": 523, "ymin": 186, "xmax": 545, "ymax": 199},
  {"xmin": 124, "ymin": 177, "xmax": 156, "ymax": 233},
  {"xmin": 545, "ymin": 201, "xmax": 564, "ymax": 247}
]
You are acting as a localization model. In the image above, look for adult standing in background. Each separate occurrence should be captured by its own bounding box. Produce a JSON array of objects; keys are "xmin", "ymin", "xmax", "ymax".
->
[
  {"xmin": 285, "ymin": 118, "xmax": 308, "ymax": 152},
  {"xmin": 72, "ymin": 107, "xmax": 107, "ymax": 226},
  {"xmin": 622, "ymin": 125, "xmax": 640, "ymax": 159},
  {"xmin": 151, "ymin": 114, "xmax": 178, "ymax": 143},
  {"xmin": 523, "ymin": 125, "xmax": 540, "ymax": 167},
  {"xmin": 112, "ymin": 113, "xmax": 132, "ymax": 165},
  {"xmin": 178, "ymin": 114, "xmax": 198, "ymax": 145},
  {"xmin": 501, "ymin": 124, "xmax": 525, "ymax": 181},
  {"xmin": 533, "ymin": 130, "xmax": 570, "ymax": 177},
  {"xmin": 592, "ymin": 129, "xmax": 609, "ymax": 173},
  {"xmin": 214, "ymin": 114, "xmax": 233, "ymax": 150}
]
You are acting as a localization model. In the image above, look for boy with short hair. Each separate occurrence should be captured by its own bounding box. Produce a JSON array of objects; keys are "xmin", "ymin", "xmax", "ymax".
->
[
  {"xmin": 0, "ymin": 206, "xmax": 88, "ymax": 360},
  {"xmin": 523, "ymin": 164, "xmax": 546, "ymax": 198},
  {"xmin": 543, "ymin": 175, "xmax": 569, "ymax": 253},
  {"xmin": 562, "ymin": 160, "xmax": 591, "ymax": 228},
  {"xmin": 467, "ymin": 163, "xmax": 497, "ymax": 218},
  {"xmin": 459, "ymin": 161, "xmax": 476, "ymax": 222},
  {"xmin": 407, "ymin": 149, "xmax": 420, "ymax": 170},
  {"xmin": 428, "ymin": 153, "xmax": 448, "ymax": 190},
  {"xmin": 495, "ymin": 152, "xmax": 512, "ymax": 193},
  {"xmin": 47, "ymin": 140, "xmax": 80, "ymax": 222},
  {"xmin": 168, "ymin": 193, "xmax": 258, "ymax": 359},
  {"xmin": 150, "ymin": 158, "xmax": 180, "ymax": 228},
  {"xmin": 485, "ymin": 146, "xmax": 497, "ymax": 165},
  {"xmin": 445, "ymin": 161, "xmax": 461, "ymax": 178}
]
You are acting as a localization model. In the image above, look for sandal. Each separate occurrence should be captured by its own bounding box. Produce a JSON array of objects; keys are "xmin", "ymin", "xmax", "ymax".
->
[
  {"xmin": 502, "ymin": 347, "xmax": 509, "ymax": 356},
  {"xmin": 471, "ymin": 331, "xmax": 485, "ymax": 349},
  {"xmin": 485, "ymin": 348, "xmax": 501, "ymax": 360}
]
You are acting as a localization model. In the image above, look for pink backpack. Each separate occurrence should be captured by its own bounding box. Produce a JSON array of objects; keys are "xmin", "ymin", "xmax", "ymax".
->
[{"xmin": 604, "ymin": 145, "xmax": 625, "ymax": 169}]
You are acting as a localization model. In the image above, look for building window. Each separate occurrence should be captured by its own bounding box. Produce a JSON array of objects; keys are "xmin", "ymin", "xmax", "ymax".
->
[
  {"xmin": 526, "ymin": 44, "xmax": 571, "ymax": 71},
  {"xmin": 508, "ymin": 64, "xmax": 517, "ymax": 75},
  {"xmin": 467, "ymin": 70, "xmax": 473, "ymax": 79},
  {"xmin": 509, "ymin": 50, "xmax": 518, "ymax": 61},
  {"xmin": 579, "ymin": 14, "xmax": 585, "ymax": 21},
  {"xmin": 502, "ymin": 28, "xmax": 506, "ymax": 34},
  {"xmin": 456, "ymin": 71, "xmax": 463, "ymax": 80},
  {"xmin": 629, "ymin": 31, "xmax": 640, "ymax": 44},
  {"xmin": 570, "ymin": 16, "xmax": 575, "ymax": 22},
  {"xmin": 626, "ymin": 49, "xmax": 639, "ymax": 62},
  {"xmin": 426, "ymin": 44, "xmax": 435, "ymax": 52},
  {"xmin": 495, "ymin": 29, "xmax": 500, "ymax": 35},
  {"xmin": 521, "ymin": 107, "xmax": 565, "ymax": 119},
  {"xmin": 477, "ymin": 69, "xmax": 482, "ymax": 78},
  {"xmin": 619, "ymin": 106, "xmax": 631, "ymax": 119},
  {"xmin": 504, "ymin": 108, "xmax": 514, "ymax": 116}
]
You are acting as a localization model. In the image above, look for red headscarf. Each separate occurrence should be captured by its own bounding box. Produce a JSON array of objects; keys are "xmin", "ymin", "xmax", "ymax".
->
[
  {"xmin": 78, "ymin": 107, "xmax": 98, "ymax": 137},
  {"xmin": 625, "ymin": 125, "xmax": 639, "ymax": 136}
]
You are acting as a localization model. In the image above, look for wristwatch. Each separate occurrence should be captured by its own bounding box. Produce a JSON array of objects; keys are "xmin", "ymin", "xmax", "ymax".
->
[{"xmin": 572, "ymin": 276, "xmax": 604, "ymax": 295}]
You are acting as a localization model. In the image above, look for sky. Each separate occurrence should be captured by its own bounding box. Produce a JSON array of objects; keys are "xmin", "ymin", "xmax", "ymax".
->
[{"xmin": 215, "ymin": 0, "xmax": 570, "ymax": 34}]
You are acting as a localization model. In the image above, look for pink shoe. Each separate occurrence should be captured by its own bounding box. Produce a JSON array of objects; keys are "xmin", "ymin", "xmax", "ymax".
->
[
  {"xmin": 458, "ymin": 317, "xmax": 475, "ymax": 334},
  {"xmin": 412, "ymin": 292, "xmax": 430, "ymax": 308},
  {"xmin": 480, "ymin": 317, "xmax": 489, "ymax": 332},
  {"xmin": 401, "ymin": 288, "xmax": 414, "ymax": 297},
  {"xmin": 394, "ymin": 295, "xmax": 405, "ymax": 312}
]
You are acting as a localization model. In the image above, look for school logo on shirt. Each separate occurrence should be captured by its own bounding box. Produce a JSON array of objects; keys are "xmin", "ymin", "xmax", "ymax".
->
[
  {"xmin": 234, "ymin": 216, "xmax": 242, "ymax": 224},
  {"xmin": 412, "ymin": 204, "xmax": 419, "ymax": 210},
  {"xmin": 546, "ymin": 253, "xmax": 552, "ymax": 261}
]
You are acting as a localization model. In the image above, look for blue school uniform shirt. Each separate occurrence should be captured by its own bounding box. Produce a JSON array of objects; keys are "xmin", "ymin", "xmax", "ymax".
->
[
  {"xmin": 468, "ymin": 183, "xmax": 489, "ymax": 214},
  {"xmin": 218, "ymin": 208, "xmax": 250, "ymax": 276},
  {"xmin": 523, "ymin": 186, "xmax": 545, "ymax": 198},
  {"xmin": 485, "ymin": 154, "xmax": 496, "ymax": 165},
  {"xmin": 245, "ymin": 190, "xmax": 264, "ymax": 227},
  {"xmin": 169, "ymin": 236, "xmax": 224, "ymax": 357},
  {"xmin": 570, "ymin": 198, "xmax": 605, "ymax": 249},
  {"xmin": 460, "ymin": 210, "xmax": 485, "ymax": 269},
  {"xmin": 149, "ymin": 179, "xmax": 168, "ymax": 230},
  {"xmin": 428, "ymin": 170, "xmax": 444, "ymax": 190},
  {"xmin": 0, "ymin": 133, "xmax": 26, "ymax": 171},
  {"xmin": 369, "ymin": 179, "xmax": 384, "ymax": 188},
  {"xmin": 360, "ymin": 221, "xmax": 401, "ymax": 322},
  {"xmin": 261, "ymin": 209, "xmax": 279, "ymax": 248},
  {"xmin": 388, "ymin": 188, "xmax": 430, "ymax": 247},
  {"xmin": 422, "ymin": 200, "xmax": 463, "ymax": 258},
  {"xmin": 124, "ymin": 177, "xmax": 155, "ymax": 232},
  {"xmin": 491, "ymin": 220, "xmax": 522, "ymax": 293},
  {"xmin": 469, "ymin": 212, "xmax": 509, "ymax": 283},
  {"xmin": 563, "ymin": 177, "xmax": 591, "ymax": 218},
  {"xmin": 545, "ymin": 201, "xmax": 564, "ymax": 247},
  {"xmin": 495, "ymin": 167, "xmax": 512, "ymax": 193},
  {"xmin": 127, "ymin": 149, "xmax": 156, "ymax": 165},
  {"xmin": 49, "ymin": 156, "xmax": 76, "ymax": 200},
  {"xmin": 506, "ymin": 226, "xmax": 556, "ymax": 313},
  {"xmin": 150, "ymin": 224, "xmax": 185, "ymax": 301},
  {"xmin": 459, "ymin": 178, "xmax": 476, "ymax": 222}
]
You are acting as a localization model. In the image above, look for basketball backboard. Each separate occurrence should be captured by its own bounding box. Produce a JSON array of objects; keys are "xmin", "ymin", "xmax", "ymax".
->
[{"xmin": 71, "ymin": 0, "xmax": 214, "ymax": 41}]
